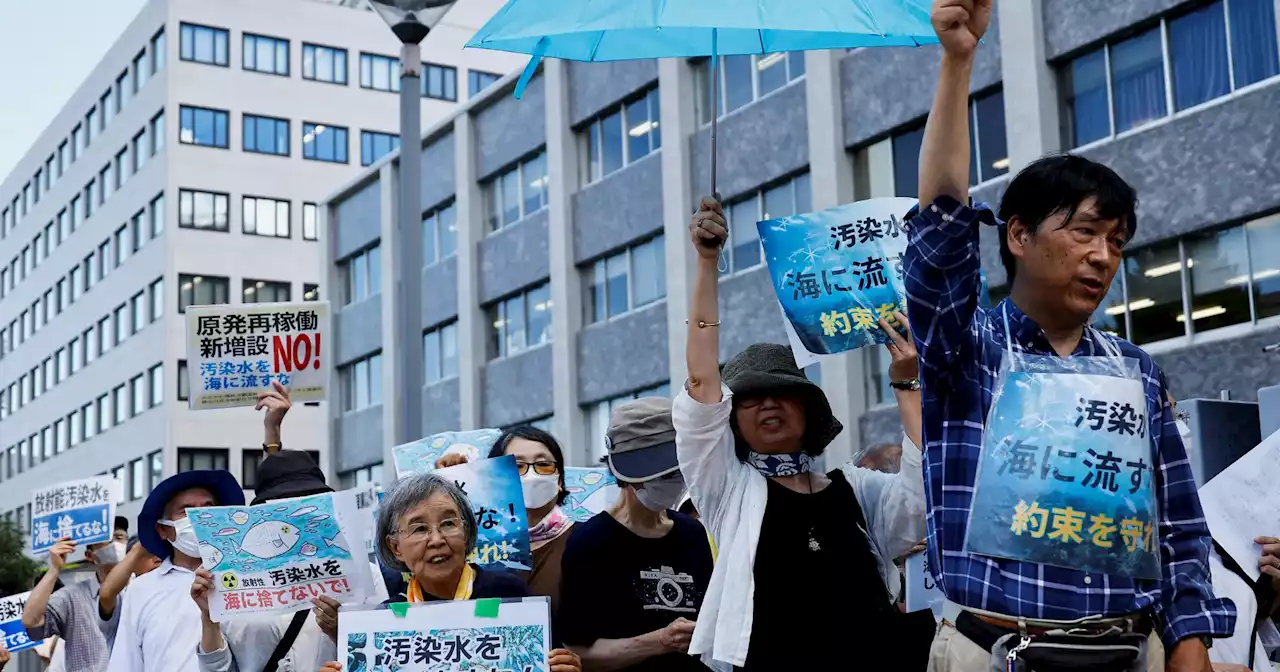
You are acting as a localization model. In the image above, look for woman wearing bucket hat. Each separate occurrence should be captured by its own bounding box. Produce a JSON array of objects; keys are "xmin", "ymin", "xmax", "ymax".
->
[{"xmin": 675, "ymin": 197, "xmax": 927, "ymax": 670}]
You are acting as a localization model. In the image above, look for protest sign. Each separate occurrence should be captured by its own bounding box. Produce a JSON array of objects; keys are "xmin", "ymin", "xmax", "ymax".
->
[
  {"xmin": 435, "ymin": 455, "xmax": 533, "ymax": 571},
  {"xmin": 757, "ymin": 197, "xmax": 916, "ymax": 356},
  {"xmin": 393, "ymin": 429, "xmax": 503, "ymax": 479},
  {"xmin": 189, "ymin": 491, "xmax": 375, "ymax": 622},
  {"xmin": 30, "ymin": 475, "xmax": 118, "ymax": 554},
  {"xmin": 340, "ymin": 596, "xmax": 551, "ymax": 672},
  {"xmin": 186, "ymin": 301, "xmax": 331, "ymax": 410},
  {"xmin": 562, "ymin": 468, "xmax": 618, "ymax": 523},
  {"xmin": 904, "ymin": 553, "xmax": 944, "ymax": 620},
  {"xmin": 0, "ymin": 591, "xmax": 39, "ymax": 654},
  {"xmin": 1200, "ymin": 429, "xmax": 1280, "ymax": 582}
]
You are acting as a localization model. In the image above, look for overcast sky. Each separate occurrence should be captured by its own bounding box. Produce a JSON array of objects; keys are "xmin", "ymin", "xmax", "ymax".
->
[{"xmin": 0, "ymin": 0, "xmax": 149, "ymax": 180}]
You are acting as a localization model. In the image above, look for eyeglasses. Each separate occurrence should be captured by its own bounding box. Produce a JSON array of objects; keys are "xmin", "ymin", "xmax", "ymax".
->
[
  {"xmin": 394, "ymin": 518, "xmax": 465, "ymax": 543},
  {"xmin": 738, "ymin": 393, "xmax": 796, "ymax": 409},
  {"xmin": 515, "ymin": 460, "xmax": 558, "ymax": 476}
]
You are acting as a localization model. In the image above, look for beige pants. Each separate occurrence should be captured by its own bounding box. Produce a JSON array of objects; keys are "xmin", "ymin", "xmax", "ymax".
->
[{"xmin": 926, "ymin": 620, "xmax": 1165, "ymax": 672}]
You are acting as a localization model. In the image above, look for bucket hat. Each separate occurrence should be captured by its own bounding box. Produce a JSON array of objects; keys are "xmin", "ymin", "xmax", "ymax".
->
[
  {"xmin": 138, "ymin": 470, "xmax": 244, "ymax": 558},
  {"xmin": 250, "ymin": 451, "xmax": 332, "ymax": 505},
  {"xmin": 722, "ymin": 343, "xmax": 843, "ymax": 452}
]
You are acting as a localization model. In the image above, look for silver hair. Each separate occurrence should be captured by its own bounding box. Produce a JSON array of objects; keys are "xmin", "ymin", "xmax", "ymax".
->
[{"xmin": 375, "ymin": 473, "xmax": 479, "ymax": 573}]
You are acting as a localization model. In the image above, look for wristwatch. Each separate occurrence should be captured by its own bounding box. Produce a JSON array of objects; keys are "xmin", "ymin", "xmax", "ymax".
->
[{"xmin": 890, "ymin": 378, "xmax": 921, "ymax": 392}]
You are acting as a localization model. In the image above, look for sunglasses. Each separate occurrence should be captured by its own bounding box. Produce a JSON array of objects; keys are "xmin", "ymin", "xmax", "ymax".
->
[{"xmin": 515, "ymin": 460, "xmax": 558, "ymax": 476}]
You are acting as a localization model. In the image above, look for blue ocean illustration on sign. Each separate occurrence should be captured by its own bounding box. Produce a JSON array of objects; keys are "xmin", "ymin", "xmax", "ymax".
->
[
  {"xmin": 393, "ymin": 429, "xmax": 503, "ymax": 478},
  {"xmin": 352, "ymin": 625, "xmax": 547, "ymax": 672},
  {"xmin": 193, "ymin": 493, "xmax": 351, "ymax": 575},
  {"xmin": 757, "ymin": 197, "xmax": 917, "ymax": 356},
  {"xmin": 436, "ymin": 455, "xmax": 533, "ymax": 572},
  {"xmin": 562, "ymin": 468, "xmax": 618, "ymax": 523}
]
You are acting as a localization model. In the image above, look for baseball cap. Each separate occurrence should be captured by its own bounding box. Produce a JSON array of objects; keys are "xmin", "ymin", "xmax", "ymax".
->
[{"xmin": 605, "ymin": 397, "xmax": 680, "ymax": 483}]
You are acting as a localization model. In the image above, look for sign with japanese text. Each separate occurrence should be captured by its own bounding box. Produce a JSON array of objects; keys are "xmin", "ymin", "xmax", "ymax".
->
[
  {"xmin": 0, "ymin": 591, "xmax": 39, "ymax": 654},
  {"xmin": 965, "ymin": 355, "xmax": 1160, "ymax": 579},
  {"xmin": 185, "ymin": 301, "xmax": 331, "ymax": 410},
  {"xmin": 434, "ymin": 455, "xmax": 533, "ymax": 572},
  {"xmin": 340, "ymin": 596, "xmax": 551, "ymax": 672},
  {"xmin": 393, "ymin": 429, "xmax": 503, "ymax": 479},
  {"xmin": 30, "ymin": 475, "xmax": 118, "ymax": 555},
  {"xmin": 562, "ymin": 468, "xmax": 618, "ymax": 523},
  {"xmin": 904, "ymin": 553, "xmax": 944, "ymax": 620},
  {"xmin": 189, "ymin": 491, "xmax": 375, "ymax": 622},
  {"xmin": 758, "ymin": 198, "xmax": 916, "ymax": 356}
]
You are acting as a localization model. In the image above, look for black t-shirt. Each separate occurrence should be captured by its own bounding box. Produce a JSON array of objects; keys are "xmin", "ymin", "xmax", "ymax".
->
[
  {"xmin": 558, "ymin": 510, "xmax": 713, "ymax": 672},
  {"xmin": 741, "ymin": 470, "xmax": 896, "ymax": 670}
]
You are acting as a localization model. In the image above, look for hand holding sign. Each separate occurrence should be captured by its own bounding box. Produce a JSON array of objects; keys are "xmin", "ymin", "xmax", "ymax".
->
[
  {"xmin": 879, "ymin": 310, "xmax": 917, "ymax": 382},
  {"xmin": 191, "ymin": 567, "xmax": 215, "ymax": 620}
]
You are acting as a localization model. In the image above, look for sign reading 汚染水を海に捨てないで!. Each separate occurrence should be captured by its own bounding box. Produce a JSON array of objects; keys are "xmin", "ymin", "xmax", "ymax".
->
[
  {"xmin": 185, "ymin": 301, "xmax": 331, "ymax": 410},
  {"xmin": 30, "ymin": 475, "xmax": 118, "ymax": 555}
]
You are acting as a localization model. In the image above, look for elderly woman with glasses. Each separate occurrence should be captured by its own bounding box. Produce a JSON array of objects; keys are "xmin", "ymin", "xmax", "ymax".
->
[{"xmin": 313, "ymin": 473, "xmax": 582, "ymax": 672}]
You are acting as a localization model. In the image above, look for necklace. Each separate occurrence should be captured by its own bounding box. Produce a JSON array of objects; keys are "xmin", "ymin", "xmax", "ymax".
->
[{"xmin": 806, "ymin": 471, "xmax": 820, "ymax": 552}]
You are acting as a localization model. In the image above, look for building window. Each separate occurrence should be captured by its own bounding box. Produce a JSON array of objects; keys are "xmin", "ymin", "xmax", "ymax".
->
[
  {"xmin": 179, "ymin": 274, "xmax": 230, "ymax": 313},
  {"xmin": 468, "ymin": 70, "xmax": 501, "ymax": 97},
  {"xmin": 581, "ymin": 87, "xmax": 661, "ymax": 185},
  {"xmin": 1062, "ymin": 0, "xmax": 1279, "ymax": 148},
  {"xmin": 179, "ymin": 189, "xmax": 229, "ymax": 231},
  {"xmin": 242, "ymin": 196, "xmax": 290, "ymax": 238},
  {"xmin": 129, "ymin": 458, "xmax": 145, "ymax": 500},
  {"xmin": 303, "ymin": 43, "xmax": 348, "ymax": 84},
  {"xmin": 151, "ymin": 111, "xmax": 166, "ymax": 155},
  {"xmin": 720, "ymin": 172, "xmax": 812, "ymax": 275},
  {"xmin": 150, "ymin": 192, "xmax": 166, "ymax": 237},
  {"xmin": 585, "ymin": 235, "xmax": 666, "ymax": 323},
  {"xmin": 179, "ymin": 105, "xmax": 229, "ymax": 148},
  {"xmin": 338, "ymin": 463, "xmax": 384, "ymax": 489},
  {"xmin": 484, "ymin": 152, "xmax": 548, "ymax": 232},
  {"xmin": 83, "ymin": 402, "xmax": 96, "ymax": 441},
  {"xmin": 178, "ymin": 360, "xmax": 189, "ymax": 401},
  {"xmin": 133, "ymin": 49, "xmax": 148, "ymax": 90},
  {"xmin": 131, "ymin": 373, "xmax": 147, "ymax": 417},
  {"xmin": 179, "ymin": 23, "xmax": 229, "ymax": 67},
  {"xmin": 243, "ymin": 114, "xmax": 290, "ymax": 156},
  {"xmin": 969, "ymin": 90, "xmax": 1010, "ymax": 185},
  {"xmin": 424, "ymin": 321, "xmax": 458, "ymax": 384},
  {"xmin": 340, "ymin": 352, "xmax": 383, "ymax": 412},
  {"xmin": 360, "ymin": 130, "xmax": 400, "ymax": 167},
  {"xmin": 115, "ymin": 225, "xmax": 131, "ymax": 266},
  {"xmin": 243, "ymin": 279, "xmax": 291, "ymax": 304},
  {"xmin": 696, "ymin": 52, "xmax": 805, "ymax": 124},
  {"xmin": 178, "ymin": 447, "xmax": 229, "ymax": 472},
  {"xmin": 302, "ymin": 123, "xmax": 348, "ymax": 163},
  {"xmin": 341, "ymin": 245, "xmax": 381, "ymax": 305},
  {"xmin": 116, "ymin": 70, "xmax": 131, "ymax": 111},
  {"xmin": 487, "ymin": 282, "xmax": 552, "ymax": 359},
  {"xmin": 243, "ymin": 450, "xmax": 320, "ymax": 490},
  {"xmin": 132, "ymin": 131, "xmax": 147, "ymax": 173},
  {"xmin": 243, "ymin": 33, "xmax": 289, "ymax": 76},
  {"xmin": 423, "ymin": 201, "xmax": 457, "ymax": 264},
  {"xmin": 303, "ymin": 203, "xmax": 318, "ymax": 241},
  {"xmin": 421, "ymin": 62, "xmax": 458, "ymax": 101},
  {"xmin": 303, "ymin": 283, "xmax": 320, "ymax": 301},
  {"xmin": 360, "ymin": 52, "xmax": 400, "ymax": 92},
  {"xmin": 114, "ymin": 384, "xmax": 128, "ymax": 425},
  {"xmin": 148, "ymin": 363, "xmax": 163, "ymax": 408},
  {"xmin": 152, "ymin": 28, "xmax": 166, "ymax": 74},
  {"xmin": 131, "ymin": 291, "xmax": 146, "ymax": 333}
]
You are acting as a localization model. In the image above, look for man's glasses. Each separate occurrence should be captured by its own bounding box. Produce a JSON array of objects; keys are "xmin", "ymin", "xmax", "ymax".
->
[
  {"xmin": 394, "ymin": 518, "xmax": 465, "ymax": 543},
  {"xmin": 516, "ymin": 461, "xmax": 558, "ymax": 476}
]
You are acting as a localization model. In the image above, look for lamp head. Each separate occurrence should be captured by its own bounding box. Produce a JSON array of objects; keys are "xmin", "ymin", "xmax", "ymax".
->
[{"xmin": 367, "ymin": 0, "xmax": 457, "ymax": 44}]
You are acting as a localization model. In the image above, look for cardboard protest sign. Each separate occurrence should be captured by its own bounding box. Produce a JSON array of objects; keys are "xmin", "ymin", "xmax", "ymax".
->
[
  {"xmin": 186, "ymin": 301, "xmax": 331, "ymax": 410},
  {"xmin": 0, "ymin": 591, "xmax": 40, "ymax": 653},
  {"xmin": 340, "ymin": 596, "xmax": 551, "ymax": 672},
  {"xmin": 562, "ymin": 468, "xmax": 619, "ymax": 523},
  {"xmin": 189, "ymin": 491, "xmax": 375, "ymax": 622},
  {"xmin": 757, "ymin": 198, "xmax": 916, "ymax": 356},
  {"xmin": 434, "ymin": 455, "xmax": 533, "ymax": 571},
  {"xmin": 30, "ymin": 475, "xmax": 118, "ymax": 554},
  {"xmin": 904, "ymin": 552, "xmax": 944, "ymax": 620},
  {"xmin": 393, "ymin": 429, "xmax": 503, "ymax": 479}
]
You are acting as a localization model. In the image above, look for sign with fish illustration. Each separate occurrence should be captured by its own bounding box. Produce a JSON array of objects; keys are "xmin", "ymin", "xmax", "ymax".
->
[
  {"xmin": 186, "ymin": 300, "xmax": 331, "ymax": 410},
  {"xmin": 189, "ymin": 491, "xmax": 376, "ymax": 622},
  {"xmin": 340, "ymin": 596, "xmax": 551, "ymax": 672},
  {"xmin": 435, "ymin": 455, "xmax": 533, "ymax": 572},
  {"xmin": 392, "ymin": 429, "xmax": 503, "ymax": 478},
  {"xmin": 30, "ymin": 474, "xmax": 118, "ymax": 555},
  {"xmin": 0, "ymin": 591, "xmax": 40, "ymax": 654},
  {"xmin": 562, "ymin": 468, "xmax": 619, "ymax": 523}
]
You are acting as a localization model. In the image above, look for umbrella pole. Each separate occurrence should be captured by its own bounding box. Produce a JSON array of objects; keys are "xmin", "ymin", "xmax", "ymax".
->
[{"xmin": 710, "ymin": 29, "xmax": 720, "ymax": 203}]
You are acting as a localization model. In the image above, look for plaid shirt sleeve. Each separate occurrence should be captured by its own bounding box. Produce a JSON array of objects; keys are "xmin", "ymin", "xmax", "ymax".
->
[
  {"xmin": 902, "ymin": 196, "xmax": 998, "ymax": 383},
  {"xmin": 1149, "ymin": 372, "xmax": 1238, "ymax": 644}
]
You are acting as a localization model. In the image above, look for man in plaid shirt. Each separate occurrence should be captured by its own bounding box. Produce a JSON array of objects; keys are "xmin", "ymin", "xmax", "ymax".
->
[{"xmin": 904, "ymin": 2, "xmax": 1235, "ymax": 671}]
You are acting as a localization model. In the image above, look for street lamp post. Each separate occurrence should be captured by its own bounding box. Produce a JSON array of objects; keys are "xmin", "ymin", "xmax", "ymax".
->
[{"xmin": 369, "ymin": 0, "xmax": 456, "ymax": 446}]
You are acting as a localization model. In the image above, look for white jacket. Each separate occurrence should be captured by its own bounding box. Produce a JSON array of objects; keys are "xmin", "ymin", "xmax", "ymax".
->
[{"xmin": 673, "ymin": 385, "xmax": 927, "ymax": 668}]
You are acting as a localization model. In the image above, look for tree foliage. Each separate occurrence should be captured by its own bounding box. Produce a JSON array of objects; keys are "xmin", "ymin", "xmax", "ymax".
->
[{"xmin": 0, "ymin": 518, "xmax": 40, "ymax": 597}]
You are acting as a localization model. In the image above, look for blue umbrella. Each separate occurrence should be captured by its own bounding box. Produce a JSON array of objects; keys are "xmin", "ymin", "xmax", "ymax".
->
[{"xmin": 467, "ymin": 0, "xmax": 938, "ymax": 197}]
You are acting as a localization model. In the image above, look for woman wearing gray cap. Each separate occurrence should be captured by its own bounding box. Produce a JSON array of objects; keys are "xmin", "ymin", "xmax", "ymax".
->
[
  {"xmin": 677, "ymin": 198, "xmax": 928, "ymax": 670},
  {"xmin": 557, "ymin": 397, "xmax": 714, "ymax": 672}
]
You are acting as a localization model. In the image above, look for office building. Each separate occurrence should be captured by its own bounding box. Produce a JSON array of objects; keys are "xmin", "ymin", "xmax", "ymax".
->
[{"xmin": 0, "ymin": 0, "xmax": 526, "ymax": 532}]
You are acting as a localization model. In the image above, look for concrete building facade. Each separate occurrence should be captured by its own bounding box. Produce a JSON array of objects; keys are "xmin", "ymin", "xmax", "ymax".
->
[
  {"xmin": 323, "ymin": 0, "xmax": 1280, "ymax": 481},
  {"xmin": 0, "ymin": 0, "xmax": 525, "ymax": 532}
]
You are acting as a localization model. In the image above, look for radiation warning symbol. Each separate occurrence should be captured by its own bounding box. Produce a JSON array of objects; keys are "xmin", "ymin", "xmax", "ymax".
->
[{"xmin": 220, "ymin": 572, "xmax": 239, "ymax": 590}]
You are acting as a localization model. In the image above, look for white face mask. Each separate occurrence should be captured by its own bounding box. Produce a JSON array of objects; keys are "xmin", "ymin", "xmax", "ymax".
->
[
  {"xmin": 635, "ymin": 474, "xmax": 686, "ymax": 512},
  {"xmin": 93, "ymin": 540, "xmax": 127, "ymax": 566},
  {"xmin": 159, "ymin": 516, "xmax": 201, "ymax": 558},
  {"xmin": 521, "ymin": 472, "xmax": 560, "ymax": 510}
]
